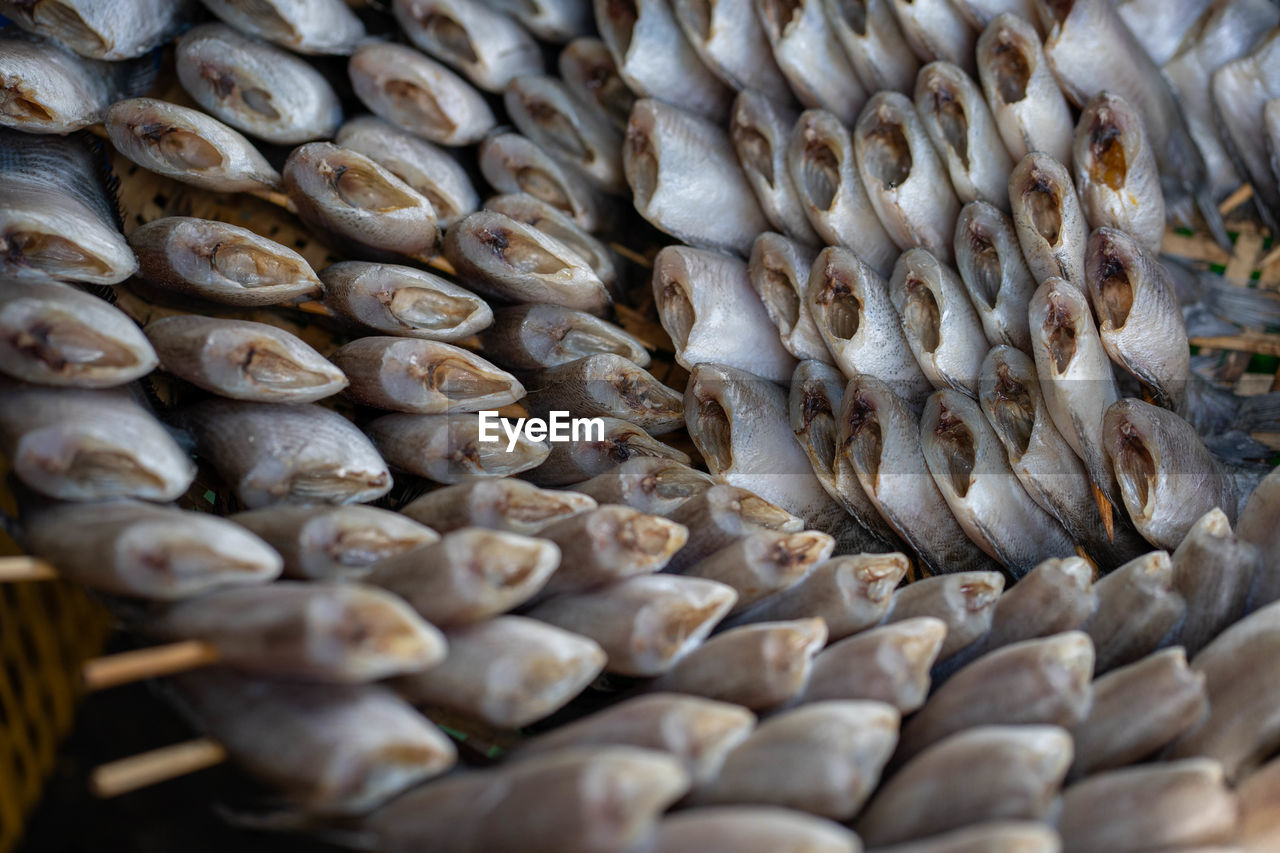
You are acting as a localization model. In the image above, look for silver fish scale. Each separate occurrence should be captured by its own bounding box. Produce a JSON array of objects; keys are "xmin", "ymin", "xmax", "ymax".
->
[{"xmin": 0, "ymin": 130, "xmax": 120, "ymax": 226}]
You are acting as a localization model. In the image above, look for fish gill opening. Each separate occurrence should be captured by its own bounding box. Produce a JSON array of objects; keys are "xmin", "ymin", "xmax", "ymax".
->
[
  {"xmin": 589, "ymin": 65, "xmax": 635, "ymax": 125},
  {"xmin": 1096, "ymin": 252, "xmax": 1134, "ymax": 330},
  {"xmin": 63, "ymin": 448, "xmax": 164, "ymax": 492},
  {"xmin": 605, "ymin": 0, "xmax": 638, "ymax": 55},
  {"xmin": 862, "ymin": 116, "xmax": 912, "ymax": 189},
  {"xmin": 604, "ymin": 429, "xmax": 673, "ymax": 464},
  {"xmin": 654, "ymin": 598, "xmax": 726, "ymax": 660},
  {"xmin": 239, "ymin": 342, "xmax": 331, "ymax": 390},
  {"xmin": 1040, "ymin": 0, "xmax": 1075, "ymax": 27},
  {"xmin": 769, "ymin": 532, "xmax": 828, "ymax": 574},
  {"xmin": 613, "ymin": 365, "xmax": 680, "ymax": 416},
  {"xmin": 328, "ymin": 524, "xmax": 427, "ymax": 568},
  {"xmin": 1023, "ymin": 171, "xmax": 1062, "ymax": 246},
  {"xmin": 478, "ymin": 226, "xmax": 567, "ymax": 275},
  {"xmin": 801, "ymin": 136, "xmax": 841, "ymax": 211},
  {"xmin": 990, "ymin": 37, "xmax": 1030, "ymax": 104},
  {"xmin": 503, "ymin": 490, "xmax": 584, "ymax": 524},
  {"xmin": 1116, "ymin": 420, "xmax": 1156, "ymax": 518},
  {"xmin": 618, "ymin": 513, "xmax": 681, "ymax": 558},
  {"xmin": 1088, "ymin": 120, "xmax": 1128, "ymax": 191},
  {"xmin": 651, "ymin": 467, "xmax": 711, "ymax": 501},
  {"xmin": 903, "ymin": 275, "xmax": 941, "ymax": 354},
  {"xmin": 421, "ymin": 356, "xmax": 513, "ymax": 398},
  {"xmin": 627, "ymin": 124, "xmax": 659, "ymax": 209},
  {"xmin": 694, "ymin": 396, "xmax": 734, "ymax": 472},
  {"xmin": 801, "ymin": 388, "xmax": 839, "ymax": 476},
  {"xmin": 388, "ymin": 286, "xmax": 478, "ymax": 331},
  {"xmin": 932, "ymin": 406, "xmax": 976, "ymax": 498},
  {"xmin": 514, "ymin": 166, "xmax": 574, "ymax": 212},
  {"xmin": 818, "ymin": 277, "xmax": 861, "ymax": 340},
  {"xmin": 844, "ymin": 391, "xmax": 883, "ymax": 486},
  {"xmin": 992, "ymin": 363, "xmax": 1035, "ymax": 458},
  {"xmin": 336, "ymin": 596, "xmax": 428, "ymax": 662},
  {"xmin": 31, "ymin": 1, "xmax": 108, "ymax": 56},
  {"xmin": 238, "ymin": 86, "xmax": 281, "ymax": 120},
  {"xmin": 1044, "ymin": 295, "xmax": 1078, "ymax": 374},
  {"xmin": 526, "ymin": 97, "xmax": 591, "ymax": 161},
  {"xmin": 831, "ymin": 0, "xmax": 868, "ymax": 35},
  {"xmin": 471, "ymin": 538, "xmax": 544, "ymax": 588},
  {"xmin": 386, "ymin": 79, "xmax": 458, "ymax": 134},
  {"xmin": 330, "ymin": 162, "xmax": 419, "ymax": 212},
  {"xmin": 682, "ymin": 0, "xmax": 714, "ymax": 40},
  {"xmin": 657, "ymin": 274, "xmax": 696, "ymax": 350},
  {"xmin": 760, "ymin": 0, "xmax": 802, "ymax": 36},
  {"xmin": 227, "ymin": 0, "xmax": 299, "ymax": 41},
  {"xmin": 4, "ymin": 231, "xmax": 112, "ymax": 278},
  {"xmin": 931, "ymin": 85, "xmax": 970, "ymax": 169},
  {"xmin": 760, "ymin": 262, "xmax": 800, "ymax": 331},
  {"xmin": 736, "ymin": 492, "xmax": 797, "ymax": 529},
  {"xmin": 137, "ymin": 124, "xmax": 225, "ymax": 172},
  {"xmin": 0, "ymin": 85, "xmax": 54, "ymax": 122},
  {"xmin": 420, "ymin": 13, "xmax": 480, "ymax": 65},
  {"xmin": 11, "ymin": 314, "xmax": 137, "ymax": 374},
  {"xmin": 964, "ymin": 226, "xmax": 1002, "ymax": 309},
  {"xmin": 288, "ymin": 467, "xmax": 390, "ymax": 502},
  {"xmin": 209, "ymin": 242, "xmax": 305, "ymax": 288},
  {"xmin": 732, "ymin": 122, "xmax": 775, "ymax": 187}
]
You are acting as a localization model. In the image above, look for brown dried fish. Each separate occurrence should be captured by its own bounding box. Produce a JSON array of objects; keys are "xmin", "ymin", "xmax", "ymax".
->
[
  {"xmin": 523, "ymin": 353, "xmax": 684, "ymax": 434},
  {"xmin": 648, "ymin": 806, "xmax": 862, "ymax": 853},
  {"xmin": 1169, "ymin": 508, "xmax": 1259, "ymax": 656},
  {"xmin": 478, "ymin": 131, "xmax": 613, "ymax": 232},
  {"xmin": 364, "ymin": 413, "xmax": 549, "ymax": 482},
  {"xmin": 330, "ymin": 336, "xmax": 522, "ymax": 414},
  {"xmin": 883, "ymin": 571, "xmax": 1005, "ymax": 663},
  {"xmin": 674, "ymin": 530, "xmax": 835, "ymax": 615},
  {"xmin": 800, "ymin": 617, "xmax": 947, "ymax": 713},
  {"xmin": 320, "ymin": 261, "xmax": 493, "ymax": 341},
  {"xmin": 394, "ymin": 0, "xmax": 542, "ymax": 92},
  {"xmin": 483, "ymin": 194, "xmax": 619, "ymax": 293},
  {"xmin": 1240, "ymin": 465, "xmax": 1280, "ymax": 611},
  {"xmin": 534, "ymin": 505, "xmax": 688, "ymax": 597},
  {"xmin": 571, "ymin": 457, "xmax": 716, "ymax": 516},
  {"xmin": 399, "ymin": 478, "xmax": 596, "ymax": 535},
  {"xmin": 523, "ymin": 417, "xmax": 691, "ymax": 487},
  {"xmin": 967, "ymin": 556, "xmax": 1097, "ymax": 655},
  {"xmin": 1086, "ymin": 549, "xmax": 1185, "ymax": 674},
  {"xmin": 478, "ymin": 303, "xmax": 648, "ymax": 371},
  {"xmin": 664, "ymin": 483, "xmax": 804, "ymax": 572},
  {"xmin": 505, "ymin": 74, "xmax": 626, "ymax": 193},
  {"xmin": 747, "ymin": 233, "xmax": 829, "ymax": 363}
]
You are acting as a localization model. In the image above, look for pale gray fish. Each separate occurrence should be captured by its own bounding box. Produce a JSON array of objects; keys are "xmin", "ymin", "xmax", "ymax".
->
[
  {"xmin": 883, "ymin": 569, "xmax": 1005, "ymax": 662},
  {"xmin": 1161, "ymin": 0, "xmax": 1278, "ymax": 202},
  {"xmin": 571, "ymin": 457, "xmax": 715, "ymax": 516},
  {"xmin": 557, "ymin": 37, "xmax": 635, "ymax": 131},
  {"xmin": 854, "ymin": 725, "xmax": 1072, "ymax": 847},
  {"xmin": 748, "ymin": 233, "xmax": 830, "ymax": 362},
  {"xmin": 1073, "ymin": 92, "xmax": 1166, "ymax": 252},
  {"xmin": 664, "ymin": 483, "xmax": 804, "ymax": 573},
  {"xmin": 648, "ymin": 806, "xmax": 861, "ymax": 853},
  {"xmin": 1269, "ymin": 97, "xmax": 1280, "ymax": 195},
  {"xmin": 853, "ymin": 823, "xmax": 1061, "ymax": 853},
  {"xmin": 393, "ymin": 0, "xmax": 542, "ymax": 92},
  {"xmin": 486, "ymin": 0, "xmax": 592, "ymax": 41},
  {"xmin": 801, "ymin": 619, "xmax": 944, "ymax": 713},
  {"xmin": 671, "ymin": 0, "xmax": 793, "ymax": 101},
  {"xmin": 789, "ymin": 359, "xmax": 906, "ymax": 547},
  {"xmin": 201, "ymin": 0, "xmax": 367, "ymax": 54},
  {"xmin": 1009, "ymin": 151, "xmax": 1088, "ymax": 289},
  {"xmin": 523, "ymin": 353, "xmax": 684, "ymax": 434},
  {"xmin": 365, "ymin": 528, "xmax": 560, "ymax": 626},
  {"xmin": 1168, "ymin": 507, "xmax": 1258, "ymax": 656},
  {"xmin": 0, "ymin": 130, "xmax": 136, "ymax": 285},
  {"xmin": 592, "ymin": 0, "xmax": 733, "ymax": 121},
  {"xmin": 182, "ymin": 399, "xmax": 392, "ymax": 508},
  {"xmin": 914, "ymin": 61, "xmax": 1015, "ymax": 209},
  {"xmin": 348, "ymin": 42, "xmax": 496, "ymax": 146},
  {"xmin": 920, "ymin": 390, "xmax": 1079, "ymax": 577},
  {"xmin": 650, "ymin": 618, "xmax": 827, "ymax": 710},
  {"xmin": 1240, "ymin": 465, "xmax": 1280, "ymax": 611},
  {"xmin": 1029, "ymin": 277, "xmax": 1121, "ymax": 504},
  {"xmin": 283, "ymin": 143, "xmax": 440, "ymax": 260},
  {"xmin": 854, "ymin": 91, "xmax": 961, "ymax": 264},
  {"xmin": 478, "ymin": 131, "xmax": 614, "ymax": 232},
  {"xmin": 22, "ymin": 500, "xmax": 280, "ymax": 599},
  {"xmin": 954, "ymin": 200, "xmax": 1036, "ymax": 351},
  {"xmin": 822, "ymin": 0, "xmax": 920, "ymax": 94},
  {"xmin": 1241, "ymin": 757, "xmax": 1280, "ymax": 853},
  {"xmin": 689, "ymin": 701, "xmax": 899, "ymax": 819},
  {"xmin": 0, "ymin": 281, "xmax": 157, "ymax": 388},
  {"xmin": 652, "ymin": 245, "xmax": 797, "ymax": 382},
  {"xmin": 1103, "ymin": 397, "xmax": 1236, "ymax": 550},
  {"xmin": 477, "ymin": 303, "xmax": 649, "ymax": 371},
  {"xmin": 106, "ymin": 99, "xmax": 282, "ymax": 196},
  {"xmin": 730, "ymin": 92, "xmax": 822, "ymax": 247},
  {"xmin": 0, "ymin": 37, "xmax": 152, "ymax": 133},
  {"xmin": 625, "ymin": 98, "xmax": 770, "ymax": 256},
  {"xmin": 975, "ymin": 12, "xmax": 1075, "ymax": 165},
  {"xmin": 1212, "ymin": 30, "xmax": 1280, "ymax": 232},
  {"xmin": 755, "ymin": 0, "xmax": 868, "ymax": 123},
  {"xmin": 951, "ymin": 0, "xmax": 1040, "ymax": 31},
  {"xmin": 443, "ymin": 209, "xmax": 611, "ymax": 315},
  {"xmin": 513, "ymin": 693, "xmax": 754, "ymax": 786},
  {"xmin": 230, "ymin": 504, "xmax": 440, "ymax": 580},
  {"xmin": 1085, "ymin": 550, "xmax": 1185, "ymax": 673},
  {"xmin": 364, "ymin": 412, "xmax": 549, "ymax": 482},
  {"xmin": 362, "ymin": 747, "xmax": 685, "ymax": 852},
  {"xmin": 979, "ymin": 346, "xmax": 1149, "ymax": 569},
  {"xmin": 1036, "ymin": 0, "xmax": 1228, "ymax": 246},
  {"xmin": 130, "ymin": 216, "xmax": 321, "ymax": 307},
  {"xmin": 483, "ymin": 193, "xmax": 619, "ymax": 293},
  {"xmin": 329, "ymin": 336, "xmax": 522, "ymax": 414},
  {"xmin": 399, "ymin": 478, "xmax": 596, "ymax": 535},
  {"xmin": 147, "ymin": 581, "xmax": 446, "ymax": 682},
  {"xmin": 889, "ymin": 247, "xmax": 989, "ymax": 396},
  {"xmin": 533, "ymin": 505, "xmax": 688, "ymax": 597},
  {"xmin": 525, "ymin": 574, "xmax": 737, "ymax": 677},
  {"xmin": 504, "ymin": 74, "xmax": 626, "ymax": 194},
  {"xmin": 1116, "ymin": 0, "xmax": 1212, "ymax": 65},
  {"xmin": 838, "ymin": 373, "xmax": 1001, "ymax": 575},
  {"xmin": 0, "ymin": 0, "xmax": 194, "ymax": 59},
  {"xmin": 320, "ymin": 261, "xmax": 492, "ymax": 341},
  {"xmin": 511, "ymin": 416, "xmax": 691, "ymax": 487},
  {"xmin": 1085, "ymin": 227, "xmax": 1190, "ymax": 412},
  {"xmin": 176, "ymin": 24, "xmax": 342, "ymax": 145},
  {"xmin": 0, "ymin": 385, "xmax": 195, "ymax": 502},
  {"xmin": 966, "ymin": 555, "xmax": 1096, "ymax": 654},
  {"xmin": 335, "ymin": 116, "xmax": 478, "ymax": 229},
  {"xmin": 1069, "ymin": 647, "xmax": 1207, "ymax": 779},
  {"xmin": 178, "ymin": 670, "xmax": 455, "ymax": 816},
  {"xmin": 805, "ymin": 245, "xmax": 932, "ymax": 407},
  {"xmin": 146, "ymin": 315, "xmax": 348, "ymax": 404},
  {"xmin": 674, "ymin": 531, "xmax": 835, "ymax": 615},
  {"xmin": 786, "ymin": 108, "xmax": 899, "ymax": 276},
  {"xmin": 889, "ymin": 0, "xmax": 977, "ymax": 72}
]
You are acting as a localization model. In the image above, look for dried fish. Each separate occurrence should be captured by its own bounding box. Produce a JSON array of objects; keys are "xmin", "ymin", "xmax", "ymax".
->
[
  {"xmin": 664, "ymin": 483, "xmax": 804, "ymax": 572},
  {"xmin": 1240, "ymin": 754, "xmax": 1280, "ymax": 851},
  {"xmin": 444, "ymin": 210, "xmax": 611, "ymax": 315},
  {"xmin": 181, "ymin": 399, "xmax": 392, "ymax": 508},
  {"xmin": 176, "ymin": 24, "xmax": 342, "ymax": 145},
  {"xmin": 883, "ymin": 570, "xmax": 1005, "ymax": 662},
  {"xmin": 1086, "ymin": 550, "xmax": 1185, "ymax": 673},
  {"xmin": 525, "ymin": 574, "xmax": 737, "ymax": 677},
  {"xmin": 483, "ymin": 193, "xmax": 619, "ymax": 293},
  {"xmin": 394, "ymin": 0, "xmax": 542, "ymax": 92},
  {"xmin": 558, "ymin": 37, "xmax": 634, "ymax": 130},
  {"xmin": 283, "ymin": 142, "xmax": 440, "ymax": 260},
  {"xmin": 364, "ymin": 412, "xmax": 549, "ymax": 482},
  {"xmin": 231, "ymin": 504, "xmax": 439, "ymax": 580},
  {"xmin": 147, "ymin": 581, "xmax": 446, "ymax": 682},
  {"xmin": 524, "ymin": 353, "xmax": 684, "ymax": 434},
  {"xmin": 968, "ymin": 556, "xmax": 1097, "ymax": 654},
  {"xmin": 571, "ymin": 457, "xmax": 715, "ymax": 516},
  {"xmin": 534, "ymin": 505, "xmax": 688, "ymax": 597},
  {"xmin": 800, "ymin": 617, "xmax": 946, "ymax": 712},
  {"xmin": 1212, "ymin": 30, "xmax": 1280, "ymax": 231},
  {"xmin": 823, "ymin": 0, "xmax": 919, "ymax": 94},
  {"xmin": 0, "ymin": 37, "xmax": 153, "ymax": 133},
  {"xmin": 889, "ymin": 248, "xmax": 988, "ymax": 395},
  {"xmin": 0, "ymin": 386, "xmax": 194, "ymax": 502},
  {"xmin": 400, "ymin": 478, "xmax": 596, "ymax": 535},
  {"xmin": 489, "ymin": 0, "xmax": 592, "ymax": 41},
  {"xmin": 524, "ymin": 417, "xmax": 691, "ymax": 487},
  {"xmin": 1116, "ymin": 0, "xmax": 1211, "ymax": 66},
  {"xmin": 748, "ymin": 235, "xmax": 828, "ymax": 363},
  {"xmin": 625, "ymin": 98, "xmax": 769, "ymax": 256},
  {"xmin": 505, "ymin": 75, "xmax": 626, "ymax": 193},
  {"xmin": 674, "ymin": 530, "xmax": 836, "ymax": 614},
  {"xmin": 479, "ymin": 303, "xmax": 647, "ymax": 371},
  {"xmin": 648, "ymin": 806, "xmax": 862, "ymax": 853},
  {"xmin": 1073, "ymin": 93, "xmax": 1166, "ymax": 253},
  {"xmin": 889, "ymin": 0, "xmax": 977, "ymax": 72},
  {"xmin": 146, "ymin": 315, "xmax": 347, "ymax": 403},
  {"xmin": 348, "ymin": 42, "xmax": 496, "ymax": 146},
  {"xmin": 1009, "ymin": 152, "xmax": 1087, "ymax": 288},
  {"xmin": 0, "ymin": 0, "xmax": 193, "ymax": 59},
  {"xmin": 330, "ymin": 336, "xmax": 522, "ymax": 414},
  {"xmin": 0, "ymin": 281, "xmax": 156, "ymax": 388},
  {"xmin": 335, "ymin": 116, "xmax": 479, "ymax": 229},
  {"xmin": 692, "ymin": 701, "xmax": 899, "ymax": 819},
  {"xmin": 731, "ymin": 94, "xmax": 821, "ymax": 247},
  {"xmin": 478, "ymin": 131, "xmax": 613, "ymax": 231},
  {"xmin": 854, "ymin": 92, "xmax": 961, "ymax": 263},
  {"xmin": 201, "ymin": 0, "xmax": 366, "ymax": 54},
  {"xmin": 951, "ymin": 0, "xmax": 1039, "ymax": 30},
  {"xmin": 914, "ymin": 61, "xmax": 1014, "ymax": 209},
  {"xmin": 975, "ymin": 13, "xmax": 1074, "ymax": 165},
  {"xmin": 320, "ymin": 261, "xmax": 492, "ymax": 341},
  {"xmin": 755, "ymin": 0, "xmax": 868, "ymax": 123},
  {"xmin": 1169, "ymin": 508, "xmax": 1258, "ymax": 656},
  {"xmin": 130, "ymin": 216, "xmax": 322, "ymax": 307},
  {"xmin": 1240, "ymin": 465, "xmax": 1280, "ymax": 611},
  {"xmin": 786, "ymin": 110, "xmax": 898, "ymax": 276},
  {"xmin": 864, "ymin": 822, "xmax": 1062, "ymax": 853},
  {"xmin": 22, "ymin": 500, "xmax": 280, "ymax": 599},
  {"xmin": 0, "ymin": 130, "xmax": 136, "ymax": 285},
  {"xmin": 671, "ymin": 0, "xmax": 792, "ymax": 101},
  {"xmin": 653, "ymin": 245, "xmax": 797, "ymax": 382}
]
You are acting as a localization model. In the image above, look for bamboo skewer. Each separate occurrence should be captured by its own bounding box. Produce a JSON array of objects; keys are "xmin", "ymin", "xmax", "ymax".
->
[
  {"xmin": 1219, "ymin": 183, "xmax": 1254, "ymax": 215},
  {"xmin": 82, "ymin": 641, "xmax": 222, "ymax": 693},
  {"xmin": 91, "ymin": 738, "xmax": 228, "ymax": 798},
  {"xmin": 0, "ymin": 556, "xmax": 58, "ymax": 583}
]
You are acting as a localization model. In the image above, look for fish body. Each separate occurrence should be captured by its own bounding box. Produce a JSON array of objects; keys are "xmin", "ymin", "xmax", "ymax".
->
[
  {"xmin": 399, "ymin": 478, "xmax": 596, "ymax": 535},
  {"xmin": 1073, "ymin": 92, "xmax": 1166, "ymax": 253},
  {"xmin": 889, "ymin": 0, "xmax": 977, "ymax": 72},
  {"xmin": 0, "ymin": 37, "xmax": 152, "ymax": 133},
  {"xmin": 330, "ymin": 336, "xmax": 522, "ymax": 414},
  {"xmin": 478, "ymin": 131, "xmax": 613, "ymax": 231},
  {"xmin": 888, "ymin": 247, "xmax": 988, "ymax": 396},
  {"xmin": 558, "ymin": 37, "xmax": 634, "ymax": 130},
  {"xmin": 0, "ymin": 0, "xmax": 194, "ymax": 59},
  {"xmin": 914, "ymin": 60, "xmax": 1014, "ymax": 209},
  {"xmin": 823, "ymin": 0, "xmax": 919, "ymax": 94},
  {"xmin": 1212, "ymin": 30, "xmax": 1280, "ymax": 231},
  {"xmin": 478, "ymin": 302, "xmax": 648, "ymax": 371},
  {"xmin": 730, "ymin": 92, "xmax": 821, "ymax": 246},
  {"xmin": 201, "ymin": 0, "xmax": 366, "ymax": 54},
  {"xmin": 953, "ymin": 200, "xmax": 1036, "ymax": 351},
  {"xmin": 755, "ymin": 0, "xmax": 868, "ymax": 124},
  {"xmin": 671, "ymin": 0, "xmax": 793, "ymax": 102},
  {"xmin": 394, "ymin": 0, "xmax": 542, "ymax": 92},
  {"xmin": 320, "ymin": 261, "xmax": 493, "ymax": 341},
  {"xmin": 1008, "ymin": 151, "xmax": 1087, "ymax": 289},
  {"xmin": 504, "ymin": 74, "xmax": 626, "ymax": 194},
  {"xmin": 747, "ymin": 233, "xmax": 829, "ymax": 362},
  {"xmin": 365, "ymin": 412, "xmax": 549, "ymax": 482},
  {"xmin": 483, "ymin": 193, "xmax": 619, "ymax": 294}
]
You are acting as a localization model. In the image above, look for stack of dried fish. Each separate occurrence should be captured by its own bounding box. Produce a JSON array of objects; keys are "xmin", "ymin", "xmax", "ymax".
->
[{"xmin": 3, "ymin": 0, "xmax": 1280, "ymax": 850}]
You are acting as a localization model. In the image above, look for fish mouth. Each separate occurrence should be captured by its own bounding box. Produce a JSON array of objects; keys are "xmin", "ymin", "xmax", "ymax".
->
[
  {"xmin": 386, "ymin": 286, "xmax": 482, "ymax": 331},
  {"xmin": 1039, "ymin": 0, "xmax": 1075, "ymax": 27},
  {"xmin": 410, "ymin": 356, "xmax": 515, "ymax": 398},
  {"xmin": 610, "ymin": 365, "xmax": 682, "ymax": 419},
  {"xmin": 902, "ymin": 274, "xmax": 941, "ymax": 355},
  {"xmin": 0, "ymin": 82, "xmax": 54, "ymax": 122},
  {"xmin": 126, "ymin": 525, "xmax": 271, "ymax": 588},
  {"xmin": 648, "ymin": 466, "xmax": 712, "ymax": 502},
  {"xmin": 285, "ymin": 468, "xmax": 392, "ymax": 503},
  {"xmin": 758, "ymin": 0, "xmax": 802, "ymax": 38},
  {"xmin": 1114, "ymin": 418, "xmax": 1157, "ymax": 521},
  {"xmin": 585, "ymin": 62, "xmax": 634, "ymax": 125},
  {"xmin": 963, "ymin": 223, "xmax": 1002, "ymax": 309},
  {"xmin": 731, "ymin": 120, "xmax": 775, "ymax": 187},
  {"xmin": 1088, "ymin": 118, "xmax": 1128, "ymax": 191},
  {"xmin": 988, "ymin": 31, "xmax": 1031, "ymax": 103},
  {"xmin": 800, "ymin": 134, "xmax": 841, "ymax": 211},
  {"xmin": 990, "ymin": 361, "xmax": 1036, "ymax": 458},
  {"xmin": 861, "ymin": 113, "xmax": 912, "ymax": 189},
  {"xmin": 497, "ymin": 489, "xmax": 588, "ymax": 525},
  {"xmin": 1042, "ymin": 292, "xmax": 1079, "ymax": 375},
  {"xmin": 2, "ymin": 229, "xmax": 114, "ymax": 279},
  {"xmin": 467, "ymin": 538, "xmax": 552, "ymax": 589},
  {"xmin": 467, "ymin": 433, "xmax": 549, "ymax": 474},
  {"xmin": 843, "ymin": 390, "xmax": 883, "ymax": 487},
  {"xmin": 333, "ymin": 595, "xmax": 440, "ymax": 666},
  {"xmin": 931, "ymin": 404, "xmax": 976, "ymax": 498},
  {"xmin": 134, "ymin": 122, "xmax": 226, "ymax": 172},
  {"xmin": 1022, "ymin": 169, "xmax": 1063, "ymax": 246},
  {"xmin": 417, "ymin": 11, "xmax": 481, "ymax": 65},
  {"xmin": 1093, "ymin": 246, "xmax": 1134, "ymax": 331},
  {"xmin": 29, "ymin": 1, "xmax": 109, "ymax": 55},
  {"xmin": 616, "ymin": 513, "xmax": 684, "ymax": 559},
  {"xmin": 201, "ymin": 65, "xmax": 280, "ymax": 119},
  {"xmin": 385, "ymin": 79, "xmax": 457, "ymax": 134}
]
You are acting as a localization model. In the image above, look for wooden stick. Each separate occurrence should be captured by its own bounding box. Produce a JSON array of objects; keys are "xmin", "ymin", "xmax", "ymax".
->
[
  {"xmin": 82, "ymin": 641, "xmax": 221, "ymax": 693},
  {"xmin": 609, "ymin": 242, "xmax": 653, "ymax": 268},
  {"xmin": 296, "ymin": 299, "xmax": 337, "ymax": 317},
  {"xmin": 91, "ymin": 738, "xmax": 228, "ymax": 798},
  {"xmin": 1261, "ymin": 244, "xmax": 1280, "ymax": 271},
  {"xmin": 0, "ymin": 556, "xmax": 58, "ymax": 583},
  {"xmin": 1190, "ymin": 333, "xmax": 1280, "ymax": 358},
  {"xmin": 1219, "ymin": 183, "xmax": 1254, "ymax": 215},
  {"xmin": 247, "ymin": 186, "xmax": 297, "ymax": 213}
]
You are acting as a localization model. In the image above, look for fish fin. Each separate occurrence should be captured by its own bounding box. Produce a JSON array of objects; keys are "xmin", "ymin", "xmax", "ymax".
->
[
  {"xmin": 1238, "ymin": 392, "xmax": 1280, "ymax": 434},
  {"xmin": 1093, "ymin": 482, "xmax": 1116, "ymax": 543},
  {"xmin": 1196, "ymin": 186, "xmax": 1233, "ymax": 251},
  {"xmin": 1198, "ymin": 276, "xmax": 1280, "ymax": 332}
]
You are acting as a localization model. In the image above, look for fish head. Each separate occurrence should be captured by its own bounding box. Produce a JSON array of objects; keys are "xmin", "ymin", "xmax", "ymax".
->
[
  {"xmin": 809, "ymin": 247, "xmax": 866, "ymax": 342},
  {"xmin": 955, "ymin": 200, "xmax": 1006, "ymax": 310},
  {"xmin": 856, "ymin": 93, "xmax": 915, "ymax": 191},
  {"xmin": 1013, "ymin": 153, "xmax": 1071, "ymax": 251},
  {"xmin": 1031, "ymin": 277, "xmax": 1089, "ymax": 376},
  {"xmin": 917, "ymin": 61, "xmax": 972, "ymax": 168},
  {"xmin": 979, "ymin": 345, "xmax": 1040, "ymax": 460},
  {"xmin": 894, "ymin": 248, "xmax": 945, "ymax": 356},
  {"xmin": 793, "ymin": 109, "xmax": 846, "ymax": 213},
  {"xmin": 1102, "ymin": 398, "xmax": 1161, "ymax": 523},
  {"xmin": 1085, "ymin": 226, "xmax": 1139, "ymax": 332},
  {"xmin": 978, "ymin": 14, "xmax": 1035, "ymax": 105},
  {"xmin": 921, "ymin": 389, "xmax": 979, "ymax": 500},
  {"xmin": 0, "ymin": 203, "xmax": 137, "ymax": 285}
]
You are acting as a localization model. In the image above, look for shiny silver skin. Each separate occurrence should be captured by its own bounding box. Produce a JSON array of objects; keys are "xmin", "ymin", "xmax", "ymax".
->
[
  {"xmin": 0, "ymin": 37, "xmax": 150, "ymax": 133},
  {"xmin": 914, "ymin": 61, "xmax": 1014, "ymax": 209},
  {"xmin": 320, "ymin": 261, "xmax": 493, "ymax": 341},
  {"xmin": 730, "ymin": 92, "xmax": 821, "ymax": 246},
  {"xmin": 889, "ymin": 0, "xmax": 977, "ymax": 72},
  {"xmin": 953, "ymin": 201, "xmax": 1036, "ymax": 351},
  {"xmin": 200, "ymin": 0, "xmax": 366, "ymax": 54},
  {"xmin": 1073, "ymin": 92, "xmax": 1166, "ymax": 252},
  {"xmin": 755, "ymin": 0, "xmax": 868, "ymax": 124},
  {"xmin": 1212, "ymin": 30, "xmax": 1280, "ymax": 232},
  {"xmin": 671, "ymin": 0, "xmax": 793, "ymax": 102},
  {"xmin": 394, "ymin": 0, "xmax": 542, "ymax": 92},
  {"xmin": 823, "ymin": 0, "xmax": 919, "ymax": 94},
  {"xmin": 487, "ymin": 0, "xmax": 592, "ymax": 41}
]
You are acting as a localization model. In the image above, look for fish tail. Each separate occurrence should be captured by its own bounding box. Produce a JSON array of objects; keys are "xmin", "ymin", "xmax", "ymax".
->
[{"xmin": 1195, "ymin": 184, "xmax": 1233, "ymax": 251}]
